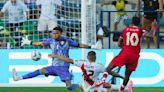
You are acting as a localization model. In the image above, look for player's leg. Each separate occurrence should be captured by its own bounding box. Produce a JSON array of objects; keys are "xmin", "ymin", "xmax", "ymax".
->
[
  {"xmin": 119, "ymin": 70, "xmax": 133, "ymax": 92},
  {"xmin": 12, "ymin": 66, "xmax": 55, "ymax": 81},
  {"xmin": 145, "ymin": 37, "xmax": 151, "ymax": 48},
  {"xmin": 153, "ymin": 35, "xmax": 158, "ymax": 48},
  {"xmin": 106, "ymin": 55, "xmax": 125, "ymax": 79},
  {"xmin": 106, "ymin": 63, "xmax": 124, "ymax": 79},
  {"xmin": 123, "ymin": 14, "xmax": 129, "ymax": 26},
  {"xmin": 111, "ymin": 67, "xmax": 120, "ymax": 84},
  {"xmin": 96, "ymin": 56, "xmax": 125, "ymax": 87},
  {"xmin": 96, "ymin": 55, "xmax": 126, "ymax": 86},
  {"xmin": 119, "ymin": 54, "xmax": 139, "ymax": 92},
  {"xmin": 57, "ymin": 66, "xmax": 79, "ymax": 90},
  {"xmin": 7, "ymin": 23, "xmax": 17, "ymax": 46},
  {"xmin": 12, "ymin": 68, "xmax": 41, "ymax": 81},
  {"xmin": 151, "ymin": 20, "xmax": 158, "ymax": 48},
  {"xmin": 142, "ymin": 17, "xmax": 153, "ymax": 48},
  {"xmin": 14, "ymin": 22, "xmax": 24, "ymax": 47},
  {"xmin": 114, "ymin": 14, "xmax": 121, "ymax": 32}
]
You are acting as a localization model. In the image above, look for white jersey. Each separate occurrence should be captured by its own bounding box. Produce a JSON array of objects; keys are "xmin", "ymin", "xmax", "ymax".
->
[
  {"xmin": 73, "ymin": 60, "xmax": 107, "ymax": 92},
  {"xmin": 36, "ymin": 0, "xmax": 62, "ymax": 20},
  {"xmin": 1, "ymin": 0, "xmax": 29, "ymax": 23}
]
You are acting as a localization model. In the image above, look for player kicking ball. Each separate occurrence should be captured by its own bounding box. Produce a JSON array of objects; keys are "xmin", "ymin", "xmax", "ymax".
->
[
  {"xmin": 12, "ymin": 26, "xmax": 101, "ymax": 90},
  {"xmin": 48, "ymin": 51, "xmax": 133, "ymax": 92},
  {"xmin": 97, "ymin": 16, "xmax": 144, "ymax": 92}
]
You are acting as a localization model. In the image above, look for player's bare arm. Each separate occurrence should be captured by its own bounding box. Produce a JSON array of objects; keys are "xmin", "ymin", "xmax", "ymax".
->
[
  {"xmin": 48, "ymin": 54, "xmax": 74, "ymax": 64},
  {"xmin": 78, "ymin": 43, "xmax": 102, "ymax": 49},
  {"xmin": 78, "ymin": 44, "xmax": 91, "ymax": 48},
  {"xmin": 31, "ymin": 42, "xmax": 44, "ymax": 46}
]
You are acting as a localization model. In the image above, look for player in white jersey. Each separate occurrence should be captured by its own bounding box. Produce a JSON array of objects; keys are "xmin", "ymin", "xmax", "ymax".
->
[{"xmin": 48, "ymin": 51, "xmax": 133, "ymax": 92}]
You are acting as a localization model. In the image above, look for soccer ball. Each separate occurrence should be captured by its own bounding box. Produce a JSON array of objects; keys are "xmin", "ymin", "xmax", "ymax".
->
[{"xmin": 31, "ymin": 50, "xmax": 41, "ymax": 61}]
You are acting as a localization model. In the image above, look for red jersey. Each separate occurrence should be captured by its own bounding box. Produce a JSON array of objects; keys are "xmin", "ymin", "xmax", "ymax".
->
[{"xmin": 120, "ymin": 26, "xmax": 142, "ymax": 54}]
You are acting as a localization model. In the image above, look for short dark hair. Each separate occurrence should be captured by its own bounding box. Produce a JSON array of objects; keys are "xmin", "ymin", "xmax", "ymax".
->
[
  {"xmin": 88, "ymin": 51, "xmax": 96, "ymax": 56},
  {"xmin": 132, "ymin": 16, "xmax": 140, "ymax": 26},
  {"xmin": 53, "ymin": 26, "xmax": 63, "ymax": 33}
]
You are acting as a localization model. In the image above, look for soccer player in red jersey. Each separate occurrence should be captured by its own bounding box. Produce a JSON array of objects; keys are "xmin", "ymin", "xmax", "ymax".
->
[{"xmin": 97, "ymin": 16, "xmax": 143, "ymax": 92}]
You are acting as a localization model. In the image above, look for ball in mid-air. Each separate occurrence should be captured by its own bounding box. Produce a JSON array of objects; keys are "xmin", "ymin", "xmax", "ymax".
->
[{"xmin": 31, "ymin": 50, "xmax": 41, "ymax": 61}]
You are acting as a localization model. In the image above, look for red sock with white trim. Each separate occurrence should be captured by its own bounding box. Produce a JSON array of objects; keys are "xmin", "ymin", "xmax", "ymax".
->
[{"xmin": 102, "ymin": 72, "xmax": 108, "ymax": 81}]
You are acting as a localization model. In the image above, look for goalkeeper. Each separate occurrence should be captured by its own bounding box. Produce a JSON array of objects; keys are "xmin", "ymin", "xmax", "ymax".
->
[{"xmin": 12, "ymin": 26, "xmax": 102, "ymax": 90}]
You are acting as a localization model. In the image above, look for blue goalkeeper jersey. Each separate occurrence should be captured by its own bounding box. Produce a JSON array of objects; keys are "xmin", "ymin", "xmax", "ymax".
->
[{"xmin": 42, "ymin": 36, "xmax": 79, "ymax": 67}]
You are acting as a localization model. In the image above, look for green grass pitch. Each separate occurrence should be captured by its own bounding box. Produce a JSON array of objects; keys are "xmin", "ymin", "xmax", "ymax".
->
[{"xmin": 0, "ymin": 87, "xmax": 164, "ymax": 92}]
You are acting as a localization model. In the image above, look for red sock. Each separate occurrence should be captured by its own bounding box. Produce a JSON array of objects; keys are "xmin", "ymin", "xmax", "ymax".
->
[{"xmin": 102, "ymin": 72, "xmax": 108, "ymax": 80}]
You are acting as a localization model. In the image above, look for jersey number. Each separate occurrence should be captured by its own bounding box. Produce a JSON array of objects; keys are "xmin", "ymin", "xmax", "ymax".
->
[
  {"xmin": 126, "ymin": 32, "xmax": 139, "ymax": 46},
  {"xmin": 88, "ymin": 70, "xmax": 94, "ymax": 77}
]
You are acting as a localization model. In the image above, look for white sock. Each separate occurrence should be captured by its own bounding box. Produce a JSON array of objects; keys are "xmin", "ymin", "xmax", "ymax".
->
[
  {"xmin": 110, "ymin": 84, "xmax": 128, "ymax": 91},
  {"xmin": 110, "ymin": 84, "xmax": 120, "ymax": 90}
]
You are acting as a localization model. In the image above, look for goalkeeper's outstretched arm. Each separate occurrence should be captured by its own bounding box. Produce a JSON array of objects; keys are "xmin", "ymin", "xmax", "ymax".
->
[
  {"xmin": 78, "ymin": 44, "xmax": 91, "ymax": 48},
  {"xmin": 21, "ymin": 36, "xmax": 44, "ymax": 47},
  {"xmin": 78, "ymin": 41, "xmax": 103, "ymax": 49},
  {"xmin": 31, "ymin": 42, "xmax": 44, "ymax": 46}
]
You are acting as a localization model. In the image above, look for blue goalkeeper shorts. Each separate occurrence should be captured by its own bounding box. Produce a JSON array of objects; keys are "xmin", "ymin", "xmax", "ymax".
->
[{"xmin": 43, "ymin": 66, "xmax": 71, "ymax": 82}]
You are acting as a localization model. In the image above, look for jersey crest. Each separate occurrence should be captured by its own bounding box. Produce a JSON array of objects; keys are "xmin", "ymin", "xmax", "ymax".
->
[{"xmin": 60, "ymin": 40, "xmax": 65, "ymax": 46}]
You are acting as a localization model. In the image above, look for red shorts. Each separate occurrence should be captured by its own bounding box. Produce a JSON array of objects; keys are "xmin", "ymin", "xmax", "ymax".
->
[{"xmin": 111, "ymin": 51, "xmax": 140, "ymax": 71}]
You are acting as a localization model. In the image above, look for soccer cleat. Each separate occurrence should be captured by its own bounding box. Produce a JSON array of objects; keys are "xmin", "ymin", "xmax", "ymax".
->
[
  {"xmin": 95, "ymin": 80, "xmax": 106, "ymax": 87},
  {"xmin": 127, "ymin": 80, "xmax": 133, "ymax": 92},
  {"xmin": 12, "ymin": 68, "xmax": 20, "ymax": 81}
]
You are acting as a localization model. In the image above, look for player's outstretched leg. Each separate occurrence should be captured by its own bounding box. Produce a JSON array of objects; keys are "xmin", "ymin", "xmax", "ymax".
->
[
  {"xmin": 12, "ymin": 68, "xmax": 42, "ymax": 81},
  {"xmin": 95, "ymin": 72, "xmax": 108, "ymax": 87}
]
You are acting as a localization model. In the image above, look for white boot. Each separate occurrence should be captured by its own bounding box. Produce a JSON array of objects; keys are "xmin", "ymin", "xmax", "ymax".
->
[{"xmin": 12, "ymin": 68, "xmax": 22, "ymax": 81}]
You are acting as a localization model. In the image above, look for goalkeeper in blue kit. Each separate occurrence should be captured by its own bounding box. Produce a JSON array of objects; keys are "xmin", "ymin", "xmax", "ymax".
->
[{"xmin": 12, "ymin": 26, "xmax": 102, "ymax": 90}]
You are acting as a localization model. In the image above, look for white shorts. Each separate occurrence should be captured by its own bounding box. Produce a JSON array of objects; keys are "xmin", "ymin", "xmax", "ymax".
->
[
  {"xmin": 79, "ymin": 80, "xmax": 107, "ymax": 92},
  {"xmin": 37, "ymin": 17, "xmax": 57, "ymax": 32},
  {"xmin": 114, "ymin": 14, "xmax": 128, "ymax": 23}
]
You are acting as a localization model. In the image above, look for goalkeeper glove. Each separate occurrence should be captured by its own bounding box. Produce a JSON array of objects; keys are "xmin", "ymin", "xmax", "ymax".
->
[
  {"xmin": 91, "ymin": 40, "xmax": 103, "ymax": 50},
  {"xmin": 21, "ymin": 36, "xmax": 32, "ymax": 46}
]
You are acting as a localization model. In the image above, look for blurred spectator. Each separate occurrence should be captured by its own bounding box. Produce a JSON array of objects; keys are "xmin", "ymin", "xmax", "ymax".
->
[
  {"xmin": 102, "ymin": 0, "xmax": 136, "ymax": 32},
  {"xmin": 36, "ymin": 0, "xmax": 62, "ymax": 32},
  {"xmin": 138, "ymin": 0, "xmax": 164, "ymax": 48},
  {"xmin": 0, "ymin": 0, "xmax": 29, "ymax": 47},
  {"xmin": 95, "ymin": 24, "xmax": 105, "ymax": 49},
  {"xmin": 96, "ymin": 24, "xmax": 104, "ymax": 40},
  {"xmin": 24, "ymin": 0, "xmax": 37, "ymax": 19}
]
